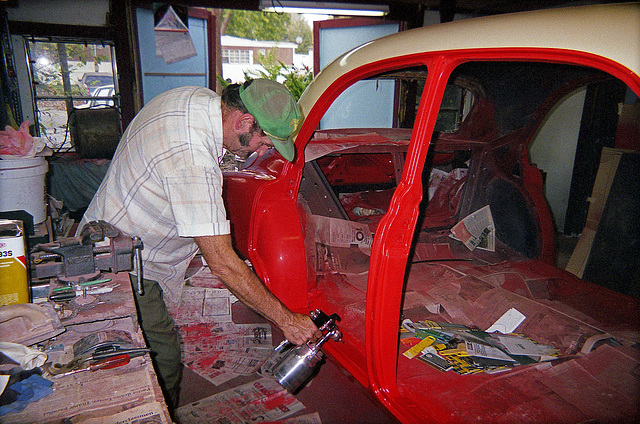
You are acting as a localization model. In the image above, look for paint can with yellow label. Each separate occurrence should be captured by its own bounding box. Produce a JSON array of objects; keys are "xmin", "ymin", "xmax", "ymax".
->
[{"xmin": 0, "ymin": 219, "xmax": 30, "ymax": 305}]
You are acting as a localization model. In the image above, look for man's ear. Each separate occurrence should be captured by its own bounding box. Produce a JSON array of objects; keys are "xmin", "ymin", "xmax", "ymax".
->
[{"xmin": 235, "ymin": 113, "xmax": 255, "ymax": 133}]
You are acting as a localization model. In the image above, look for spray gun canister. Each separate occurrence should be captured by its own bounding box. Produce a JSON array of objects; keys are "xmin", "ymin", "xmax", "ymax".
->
[{"xmin": 261, "ymin": 309, "xmax": 341, "ymax": 393}]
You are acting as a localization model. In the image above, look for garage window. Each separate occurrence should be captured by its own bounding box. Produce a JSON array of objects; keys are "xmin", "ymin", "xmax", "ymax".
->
[{"xmin": 26, "ymin": 38, "xmax": 117, "ymax": 150}]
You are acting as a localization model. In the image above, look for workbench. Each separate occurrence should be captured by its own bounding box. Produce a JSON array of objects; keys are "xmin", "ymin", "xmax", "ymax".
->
[{"xmin": 1, "ymin": 271, "xmax": 173, "ymax": 423}]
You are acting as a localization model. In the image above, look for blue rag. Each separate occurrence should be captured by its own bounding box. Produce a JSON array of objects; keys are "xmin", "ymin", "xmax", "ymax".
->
[{"xmin": 0, "ymin": 374, "xmax": 54, "ymax": 416}]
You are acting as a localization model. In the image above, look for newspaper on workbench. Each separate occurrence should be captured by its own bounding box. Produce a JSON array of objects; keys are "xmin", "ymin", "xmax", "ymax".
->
[
  {"xmin": 70, "ymin": 402, "xmax": 170, "ymax": 424},
  {"xmin": 6, "ymin": 318, "xmax": 170, "ymax": 423},
  {"xmin": 175, "ymin": 377, "xmax": 305, "ymax": 424}
]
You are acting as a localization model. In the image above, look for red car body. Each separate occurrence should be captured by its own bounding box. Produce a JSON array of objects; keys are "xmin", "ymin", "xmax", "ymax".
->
[{"xmin": 224, "ymin": 4, "xmax": 640, "ymax": 423}]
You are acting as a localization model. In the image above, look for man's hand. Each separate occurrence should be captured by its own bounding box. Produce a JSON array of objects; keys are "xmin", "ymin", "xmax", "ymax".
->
[
  {"xmin": 281, "ymin": 313, "xmax": 323, "ymax": 346},
  {"xmin": 195, "ymin": 235, "xmax": 322, "ymax": 346}
]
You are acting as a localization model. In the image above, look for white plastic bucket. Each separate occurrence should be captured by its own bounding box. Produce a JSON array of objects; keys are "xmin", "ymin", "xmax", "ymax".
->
[{"xmin": 0, "ymin": 157, "xmax": 48, "ymax": 223}]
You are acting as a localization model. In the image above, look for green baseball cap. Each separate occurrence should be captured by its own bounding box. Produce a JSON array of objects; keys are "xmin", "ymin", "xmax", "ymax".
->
[{"xmin": 239, "ymin": 79, "xmax": 302, "ymax": 162}]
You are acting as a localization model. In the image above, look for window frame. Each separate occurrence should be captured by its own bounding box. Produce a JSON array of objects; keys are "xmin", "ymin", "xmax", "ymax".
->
[
  {"xmin": 222, "ymin": 48, "xmax": 252, "ymax": 64},
  {"xmin": 25, "ymin": 36, "xmax": 119, "ymax": 150}
]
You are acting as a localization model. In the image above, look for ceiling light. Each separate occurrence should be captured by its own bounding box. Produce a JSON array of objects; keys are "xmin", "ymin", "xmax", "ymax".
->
[{"xmin": 259, "ymin": 1, "xmax": 390, "ymax": 17}]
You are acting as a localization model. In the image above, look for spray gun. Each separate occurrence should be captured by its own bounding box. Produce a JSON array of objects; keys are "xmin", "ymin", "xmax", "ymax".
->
[{"xmin": 261, "ymin": 309, "xmax": 342, "ymax": 393}]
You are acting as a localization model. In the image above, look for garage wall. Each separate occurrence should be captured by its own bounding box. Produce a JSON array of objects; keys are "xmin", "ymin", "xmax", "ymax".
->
[
  {"xmin": 5, "ymin": 0, "xmax": 109, "ymax": 26},
  {"xmin": 136, "ymin": 7, "xmax": 210, "ymax": 105}
]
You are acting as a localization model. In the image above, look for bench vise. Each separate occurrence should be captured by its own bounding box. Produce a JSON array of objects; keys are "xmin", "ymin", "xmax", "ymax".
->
[{"xmin": 31, "ymin": 221, "xmax": 143, "ymax": 293}]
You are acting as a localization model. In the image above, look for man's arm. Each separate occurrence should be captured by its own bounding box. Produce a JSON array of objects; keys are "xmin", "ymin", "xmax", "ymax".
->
[{"xmin": 194, "ymin": 234, "xmax": 321, "ymax": 345}]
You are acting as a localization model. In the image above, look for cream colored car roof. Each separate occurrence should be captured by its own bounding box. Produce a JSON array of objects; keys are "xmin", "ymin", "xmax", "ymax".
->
[{"xmin": 299, "ymin": 2, "xmax": 640, "ymax": 116}]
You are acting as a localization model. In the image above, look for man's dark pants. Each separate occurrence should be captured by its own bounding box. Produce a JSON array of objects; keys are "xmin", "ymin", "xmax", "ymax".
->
[{"xmin": 129, "ymin": 275, "xmax": 182, "ymax": 409}]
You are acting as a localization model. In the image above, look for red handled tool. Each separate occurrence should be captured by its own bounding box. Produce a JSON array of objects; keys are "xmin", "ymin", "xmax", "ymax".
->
[{"xmin": 62, "ymin": 354, "xmax": 131, "ymax": 376}]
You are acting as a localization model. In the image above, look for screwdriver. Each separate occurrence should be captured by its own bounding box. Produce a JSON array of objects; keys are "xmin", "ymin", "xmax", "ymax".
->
[{"xmin": 64, "ymin": 354, "xmax": 131, "ymax": 376}]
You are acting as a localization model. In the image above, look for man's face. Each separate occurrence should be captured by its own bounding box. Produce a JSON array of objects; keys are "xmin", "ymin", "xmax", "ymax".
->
[{"xmin": 230, "ymin": 129, "xmax": 274, "ymax": 160}]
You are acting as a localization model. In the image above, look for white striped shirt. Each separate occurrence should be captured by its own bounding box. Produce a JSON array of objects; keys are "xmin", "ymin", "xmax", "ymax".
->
[{"xmin": 80, "ymin": 86, "xmax": 229, "ymax": 309}]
